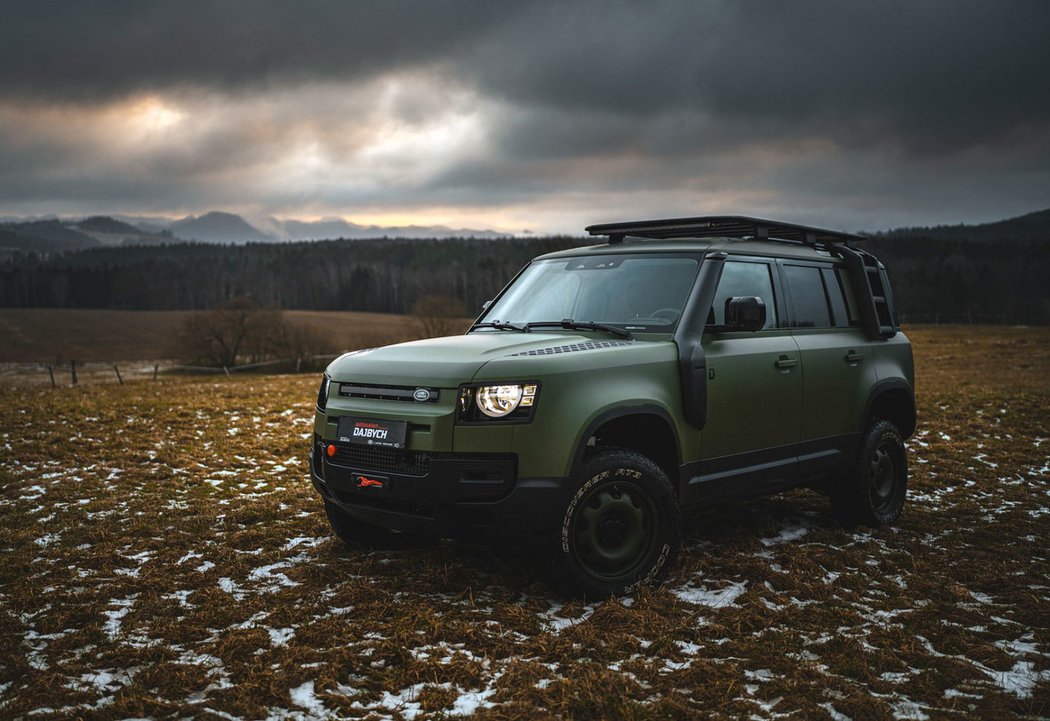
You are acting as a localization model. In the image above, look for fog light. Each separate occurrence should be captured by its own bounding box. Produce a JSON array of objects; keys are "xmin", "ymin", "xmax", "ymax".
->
[{"xmin": 326, "ymin": 444, "xmax": 336, "ymax": 458}]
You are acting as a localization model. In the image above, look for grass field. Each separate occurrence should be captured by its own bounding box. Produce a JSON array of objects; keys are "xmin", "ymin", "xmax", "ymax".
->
[
  {"xmin": 0, "ymin": 308, "xmax": 429, "ymax": 364},
  {"xmin": 1, "ymin": 326, "xmax": 1048, "ymax": 719}
]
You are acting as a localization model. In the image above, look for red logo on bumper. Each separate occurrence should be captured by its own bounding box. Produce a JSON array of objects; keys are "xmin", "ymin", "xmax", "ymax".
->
[{"xmin": 356, "ymin": 476, "xmax": 384, "ymax": 489}]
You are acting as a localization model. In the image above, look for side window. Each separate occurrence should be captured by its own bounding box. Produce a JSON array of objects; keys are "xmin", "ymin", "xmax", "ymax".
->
[
  {"xmin": 836, "ymin": 267, "xmax": 861, "ymax": 325},
  {"xmin": 711, "ymin": 260, "xmax": 777, "ymax": 328},
  {"xmin": 821, "ymin": 267, "xmax": 850, "ymax": 327},
  {"xmin": 783, "ymin": 264, "xmax": 831, "ymax": 328}
]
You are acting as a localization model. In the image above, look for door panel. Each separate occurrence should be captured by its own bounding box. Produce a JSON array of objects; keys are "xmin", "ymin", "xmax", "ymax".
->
[
  {"xmin": 700, "ymin": 331, "xmax": 802, "ymax": 460},
  {"xmin": 793, "ymin": 328, "xmax": 875, "ymax": 442}
]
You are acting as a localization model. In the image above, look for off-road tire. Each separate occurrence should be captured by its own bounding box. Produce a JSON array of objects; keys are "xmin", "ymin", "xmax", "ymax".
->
[
  {"xmin": 832, "ymin": 420, "xmax": 908, "ymax": 527},
  {"xmin": 323, "ymin": 500, "xmax": 429, "ymax": 550},
  {"xmin": 557, "ymin": 448, "xmax": 680, "ymax": 598}
]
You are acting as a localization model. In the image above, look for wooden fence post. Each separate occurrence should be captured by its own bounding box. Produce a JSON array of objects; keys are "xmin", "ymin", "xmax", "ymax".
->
[
  {"xmin": 47, "ymin": 365, "xmax": 56, "ymax": 388},
  {"xmin": 113, "ymin": 365, "xmax": 124, "ymax": 385},
  {"xmin": 153, "ymin": 364, "xmax": 159, "ymax": 381},
  {"xmin": 71, "ymin": 360, "xmax": 77, "ymax": 385}
]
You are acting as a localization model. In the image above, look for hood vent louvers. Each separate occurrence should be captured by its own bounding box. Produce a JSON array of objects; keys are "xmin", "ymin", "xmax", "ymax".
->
[{"xmin": 509, "ymin": 340, "xmax": 633, "ymax": 357}]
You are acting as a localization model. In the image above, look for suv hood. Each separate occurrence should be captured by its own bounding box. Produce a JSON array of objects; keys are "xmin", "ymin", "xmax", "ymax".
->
[{"xmin": 327, "ymin": 332, "xmax": 636, "ymax": 387}]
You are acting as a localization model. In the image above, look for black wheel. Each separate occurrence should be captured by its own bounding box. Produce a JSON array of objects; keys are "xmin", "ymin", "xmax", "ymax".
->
[
  {"xmin": 832, "ymin": 420, "xmax": 908, "ymax": 526},
  {"xmin": 323, "ymin": 500, "xmax": 429, "ymax": 550},
  {"xmin": 557, "ymin": 448, "xmax": 680, "ymax": 598}
]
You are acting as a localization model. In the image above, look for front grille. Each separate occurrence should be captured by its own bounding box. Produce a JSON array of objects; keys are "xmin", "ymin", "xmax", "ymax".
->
[
  {"xmin": 331, "ymin": 444, "xmax": 430, "ymax": 475},
  {"xmin": 338, "ymin": 383, "xmax": 440, "ymax": 403},
  {"xmin": 328, "ymin": 444, "xmax": 517, "ymax": 478},
  {"xmin": 510, "ymin": 340, "xmax": 633, "ymax": 356}
]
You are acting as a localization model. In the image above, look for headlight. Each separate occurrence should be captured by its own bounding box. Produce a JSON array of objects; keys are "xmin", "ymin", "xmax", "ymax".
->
[
  {"xmin": 477, "ymin": 384, "xmax": 524, "ymax": 418},
  {"xmin": 316, "ymin": 373, "xmax": 331, "ymax": 411},
  {"xmin": 458, "ymin": 382, "xmax": 539, "ymax": 423}
]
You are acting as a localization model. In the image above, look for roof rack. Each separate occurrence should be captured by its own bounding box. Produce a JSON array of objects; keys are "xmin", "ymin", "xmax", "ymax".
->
[
  {"xmin": 584, "ymin": 215, "xmax": 865, "ymax": 246},
  {"xmin": 585, "ymin": 214, "xmax": 896, "ymax": 339}
]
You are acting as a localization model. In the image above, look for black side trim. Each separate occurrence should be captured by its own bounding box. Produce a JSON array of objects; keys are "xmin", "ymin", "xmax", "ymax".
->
[
  {"xmin": 680, "ymin": 433, "xmax": 862, "ymax": 507},
  {"xmin": 797, "ymin": 433, "xmax": 860, "ymax": 476},
  {"xmin": 682, "ymin": 443, "xmax": 799, "ymax": 505}
]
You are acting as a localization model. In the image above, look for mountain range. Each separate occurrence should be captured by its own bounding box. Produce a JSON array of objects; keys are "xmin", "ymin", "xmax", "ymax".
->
[
  {"xmin": 2, "ymin": 208, "xmax": 1048, "ymax": 255},
  {"xmin": 0, "ymin": 211, "xmax": 512, "ymax": 253}
]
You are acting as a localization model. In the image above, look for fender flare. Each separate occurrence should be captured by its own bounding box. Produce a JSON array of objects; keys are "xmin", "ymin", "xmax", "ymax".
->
[
  {"xmin": 860, "ymin": 378, "xmax": 916, "ymax": 438},
  {"xmin": 569, "ymin": 403, "xmax": 682, "ymax": 479}
]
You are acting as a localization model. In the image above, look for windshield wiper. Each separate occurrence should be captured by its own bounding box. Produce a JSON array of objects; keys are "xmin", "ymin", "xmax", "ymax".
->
[
  {"xmin": 526, "ymin": 319, "xmax": 632, "ymax": 340},
  {"xmin": 469, "ymin": 320, "xmax": 530, "ymax": 333}
]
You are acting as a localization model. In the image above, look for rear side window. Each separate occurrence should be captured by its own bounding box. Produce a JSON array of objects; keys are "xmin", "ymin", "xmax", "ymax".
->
[
  {"xmin": 835, "ymin": 267, "xmax": 861, "ymax": 325},
  {"xmin": 821, "ymin": 267, "xmax": 850, "ymax": 327},
  {"xmin": 783, "ymin": 264, "xmax": 831, "ymax": 328},
  {"xmin": 711, "ymin": 260, "xmax": 777, "ymax": 328}
]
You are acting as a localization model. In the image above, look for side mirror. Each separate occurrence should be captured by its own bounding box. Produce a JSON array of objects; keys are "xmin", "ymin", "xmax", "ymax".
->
[
  {"xmin": 725, "ymin": 296, "xmax": 766, "ymax": 332},
  {"xmin": 481, "ymin": 300, "xmax": 492, "ymax": 311}
]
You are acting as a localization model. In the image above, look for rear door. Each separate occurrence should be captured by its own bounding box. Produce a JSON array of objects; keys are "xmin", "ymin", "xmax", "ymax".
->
[{"xmin": 779, "ymin": 261, "xmax": 877, "ymax": 475}]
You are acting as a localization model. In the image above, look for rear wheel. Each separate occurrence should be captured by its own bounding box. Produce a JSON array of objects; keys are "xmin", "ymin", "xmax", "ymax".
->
[
  {"xmin": 557, "ymin": 449, "xmax": 680, "ymax": 598},
  {"xmin": 832, "ymin": 420, "xmax": 908, "ymax": 526},
  {"xmin": 324, "ymin": 500, "xmax": 429, "ymax": 550}
]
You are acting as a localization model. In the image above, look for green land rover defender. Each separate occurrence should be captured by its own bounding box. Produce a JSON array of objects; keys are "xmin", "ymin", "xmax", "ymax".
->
[{"xmin": 309, "ymin": 216, "xmax": 915, "ymax": 596}]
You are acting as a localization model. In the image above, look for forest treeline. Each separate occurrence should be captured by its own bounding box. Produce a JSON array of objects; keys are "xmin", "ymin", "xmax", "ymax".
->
[
  {"xmin": 2, "ymin": 222, "xmax": 1049, "ymax": 323},
  {"xmin": 0, "ymin": 237, "xmax": 587, "ymax": 317}
]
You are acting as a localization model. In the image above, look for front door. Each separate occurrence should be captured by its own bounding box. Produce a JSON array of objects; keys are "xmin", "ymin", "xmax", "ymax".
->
[{"xmin": 685, "ymin": 258, "xmax": 803, "ymax": 502}]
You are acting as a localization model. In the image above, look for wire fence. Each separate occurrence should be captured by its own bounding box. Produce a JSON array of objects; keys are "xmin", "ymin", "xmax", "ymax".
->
[{"xmin": 0, "ymin": 354, "xmax": 342, "ymax": 388}]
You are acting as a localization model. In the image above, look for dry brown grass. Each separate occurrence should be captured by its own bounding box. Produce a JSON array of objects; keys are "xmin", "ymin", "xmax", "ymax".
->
[
  {"xmin": 1, "ymin": 325, "xmax": 1048, "ymax": 719},
  {"xmin": 0, "ymin": 308, "xmax": 426, "ymax": 363}
]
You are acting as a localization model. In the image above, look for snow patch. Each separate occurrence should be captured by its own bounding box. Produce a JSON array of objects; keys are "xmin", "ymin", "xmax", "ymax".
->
[
  {"xmin": 672, "ymin": 580, "xmax": 748, "ymax": 608},
  {"xmin": 289, "ymin": 680, "xmax": 327, "ymax": 717}
]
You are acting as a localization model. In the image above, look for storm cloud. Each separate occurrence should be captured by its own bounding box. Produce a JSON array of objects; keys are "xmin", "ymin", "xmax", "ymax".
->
[{"xmin": 2, "ymin": 0, "xmax": 1048, "ymax": 232}]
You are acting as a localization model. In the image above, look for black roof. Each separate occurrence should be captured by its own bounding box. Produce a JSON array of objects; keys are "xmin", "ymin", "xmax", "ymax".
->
[{"xmin": 585, "ymin": 215, "xmax": 865, "ymax": 245}]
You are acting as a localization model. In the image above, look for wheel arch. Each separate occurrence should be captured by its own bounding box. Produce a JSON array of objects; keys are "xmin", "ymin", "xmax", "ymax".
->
[
  {"xmin": 570, "ymin": 404, "xmax": 682, "ymax": 489},
  {"xmin": 862, "ymin": 380, "xmax": 916, "ymax": 439}
]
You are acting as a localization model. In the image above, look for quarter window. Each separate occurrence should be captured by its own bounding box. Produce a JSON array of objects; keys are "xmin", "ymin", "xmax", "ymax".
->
[
  {"xmin": 821, "ymin": 267, "xmax": 851, "ymax": 327},
  {"xmin": 836, "ymin": 267, "xmax": 861, "ymax": 326}
]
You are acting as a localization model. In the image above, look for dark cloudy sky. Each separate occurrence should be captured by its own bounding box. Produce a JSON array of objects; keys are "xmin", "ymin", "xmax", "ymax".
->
[{"xmin": 2, "ymin": 1, "xmax": 1048, "ymax": 233}]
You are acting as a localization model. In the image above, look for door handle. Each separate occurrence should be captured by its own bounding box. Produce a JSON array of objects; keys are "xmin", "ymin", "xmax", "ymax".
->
[
  {"xmin": 775, "ymin": 355, "xmax": 798, "ymax": 369},
  {"xmin": 845, "ymin": 351, "xmax": 864, "ymax": 363}
]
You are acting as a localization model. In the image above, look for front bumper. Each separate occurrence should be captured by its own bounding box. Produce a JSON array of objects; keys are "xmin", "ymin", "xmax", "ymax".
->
[{"xmin": 309, "ymin": 436, "xmax": 563, "ymax": 539}]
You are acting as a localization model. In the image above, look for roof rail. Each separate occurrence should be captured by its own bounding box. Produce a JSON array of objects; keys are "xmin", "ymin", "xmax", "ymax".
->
[{"xmin": 585, "ymin": 215, "xmax": 865, "ymax": 246}]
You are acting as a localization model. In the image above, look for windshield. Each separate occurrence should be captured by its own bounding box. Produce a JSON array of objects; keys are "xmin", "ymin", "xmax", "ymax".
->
[{"xmin": 476, "ymin": 254, "xmax": 700, "ymax": 331}]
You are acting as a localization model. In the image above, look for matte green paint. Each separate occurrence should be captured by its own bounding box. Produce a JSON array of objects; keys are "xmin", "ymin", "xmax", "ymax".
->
[
  {"xmin": 700, "ymin": 329, "xmax": 802, "ymax": 459},
  {"xmin": 318, "ymin": 237, "xmax": 915, "ymax": 499},
  {"xmin": 791, "ymin": 327, "xmax": 878, "ymax": 441},
  {"xmin": 322, "ymin": 334, "xmax": 690, "ymax": 479}
]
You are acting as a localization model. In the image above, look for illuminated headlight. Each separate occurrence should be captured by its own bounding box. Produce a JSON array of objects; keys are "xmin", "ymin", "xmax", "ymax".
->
[
  {"xmin": 316, "ymin": 373, "xmax": 331, "ymax": 411},
  {"xmin": 477, "ymin": 384, "xmax": 524, "ymax": 417},
  {"xmin": 458, "ymin": 383, "xmax": 539, "ymax": 423}
]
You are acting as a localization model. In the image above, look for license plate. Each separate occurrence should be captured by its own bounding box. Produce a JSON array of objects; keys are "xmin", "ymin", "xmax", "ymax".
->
[{"xmin": 337, "ymin": 416, "xmax": 408, "ymax": 449}]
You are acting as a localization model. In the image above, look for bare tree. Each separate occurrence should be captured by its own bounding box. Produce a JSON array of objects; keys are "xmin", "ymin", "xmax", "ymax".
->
[
  {"xmin": 411, "ymin": 294, "xmax": 470, "ymax": 338},
  {"xmin": 179, "ymin": 298, "xmax": 272, "ymax": 367}
]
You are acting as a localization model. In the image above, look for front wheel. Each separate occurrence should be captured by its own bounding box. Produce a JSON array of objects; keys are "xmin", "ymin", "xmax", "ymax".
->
[
  {"xmin": 832, "ymin": 420, "xmax": 908, "ymax": 526},
  {"xmin": 557, "ymin": 449, "xmax": 680, "ymax": 598}
]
